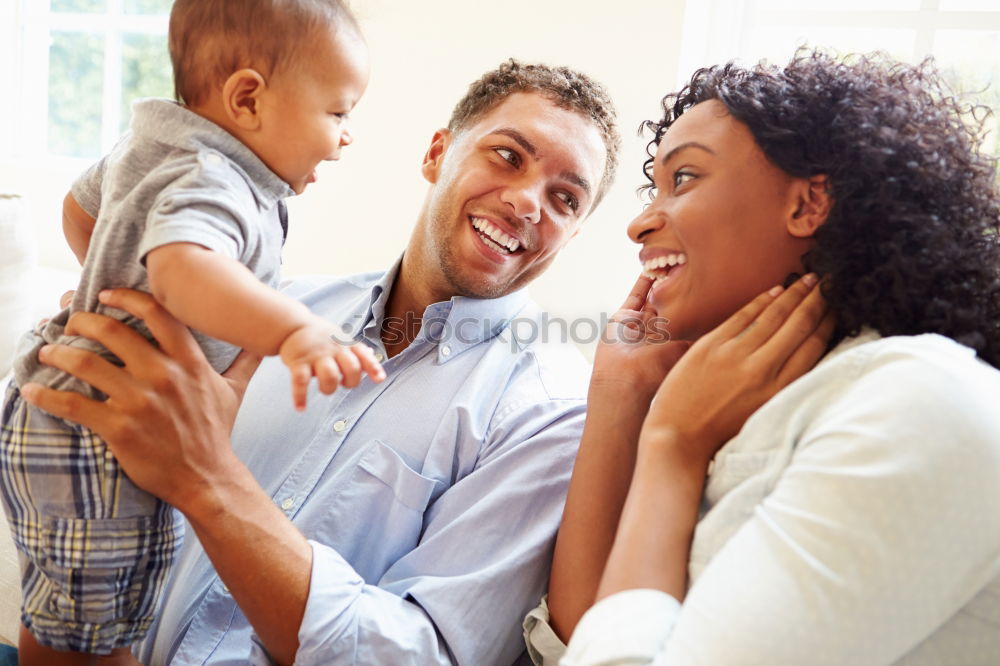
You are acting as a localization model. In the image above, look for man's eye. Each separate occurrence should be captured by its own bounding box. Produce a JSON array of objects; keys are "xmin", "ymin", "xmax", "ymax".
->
[
  {"xmin": 495, "ymin": 147, "xmax": 520, "ymax": 167},
  {"xmin": 673, "ymin": 170, "xmax": 696, "ymax": 189},
  {"xmin": 555, "ymin": 191, "xmax": 578, "ymax": 212}
]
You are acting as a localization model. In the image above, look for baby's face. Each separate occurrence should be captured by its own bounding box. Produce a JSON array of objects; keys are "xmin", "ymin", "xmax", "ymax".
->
[{"xmin": 254, "ymin": 28, "xmax": 370, "ymax": 194}]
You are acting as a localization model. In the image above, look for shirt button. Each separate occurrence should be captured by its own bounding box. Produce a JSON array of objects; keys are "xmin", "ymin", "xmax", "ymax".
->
[
  {"xmin": 222, "ymin": 584, "xmax": 230, "ymax": 594},
  {"xmin": 280, "ymin": 497, "xmax": 294, "ymax": 510},
  {"xmin": 374, "ymin": 352, "xmax": 385, "ymax": 362},
  {"xmin": 333, "ymin": 419, "xmax": 347, "ymax": 432},
  {"xmin": 441, "ymin": 345, "xmax": 451, "ymax": 357},
  {"xmin": 204, "ymin": 153, "xmax": 222, "ymax": 165}
]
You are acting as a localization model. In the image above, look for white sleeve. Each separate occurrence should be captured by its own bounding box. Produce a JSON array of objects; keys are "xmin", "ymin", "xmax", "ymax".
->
[{"xmin": 563, "ymin": 348, "xmax": 1000, "ymax": 665}]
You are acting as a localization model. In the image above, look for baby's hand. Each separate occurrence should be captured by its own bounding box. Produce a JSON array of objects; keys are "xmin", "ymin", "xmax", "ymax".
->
[{"xmin": 279, "ymin": 322, "xmax": 386, "ymax": 411}]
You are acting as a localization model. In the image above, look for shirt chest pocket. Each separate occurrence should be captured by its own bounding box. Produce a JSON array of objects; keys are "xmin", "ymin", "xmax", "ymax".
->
[{"xmin": 319, "ymin": 439, "xmax": 442, "ymax": 582}]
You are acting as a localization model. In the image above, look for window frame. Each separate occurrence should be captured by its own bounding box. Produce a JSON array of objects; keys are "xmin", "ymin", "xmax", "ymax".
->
[
  {"xmin": 3, "ymin": 0, "xmax": 170, "ymax": 166},
  {"xmin": 678, "ymin": 0, "xmax": 1000, "ymax": 84}
]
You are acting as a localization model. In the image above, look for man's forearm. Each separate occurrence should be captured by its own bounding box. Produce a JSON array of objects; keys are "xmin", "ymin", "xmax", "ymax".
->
[{"xmin": 181, "ymin": 461, "xmax": 312, "ymax": 666}]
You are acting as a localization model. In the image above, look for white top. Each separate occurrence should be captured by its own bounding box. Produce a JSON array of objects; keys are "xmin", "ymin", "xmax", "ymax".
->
[{"xmin": 525, "ymin": 332, "xmax": 1000, "ymax": 666}]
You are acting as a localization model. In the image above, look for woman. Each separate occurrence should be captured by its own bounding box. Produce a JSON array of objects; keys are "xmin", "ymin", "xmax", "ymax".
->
[{"xmin": 525, "ymin": 50, "xmax": 1000, "ymax": 665}]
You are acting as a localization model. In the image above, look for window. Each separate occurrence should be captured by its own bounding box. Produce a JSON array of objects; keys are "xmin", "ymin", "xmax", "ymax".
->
[
  {"xmin": 5, "ymin": 0, "xmax": 173, "ymax": 162},
  {"xmin": 679, "ymin": 0, "xmax": 1000, "ymax": 157}
]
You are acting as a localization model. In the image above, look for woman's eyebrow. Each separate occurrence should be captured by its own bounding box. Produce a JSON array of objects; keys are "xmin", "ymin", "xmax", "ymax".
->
[{"xmin": 661, "ymin": 141, "xmax": 716, "ymax": 165}]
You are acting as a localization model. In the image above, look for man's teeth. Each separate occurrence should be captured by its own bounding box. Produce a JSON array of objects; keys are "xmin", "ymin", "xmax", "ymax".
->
[
  {"xmin": 471, "ymin": 217, "xmax": 520, "ymax": 253},
  {"xmin": 642, "ymin": 253, "xmax": 687, "ymax": 281}
]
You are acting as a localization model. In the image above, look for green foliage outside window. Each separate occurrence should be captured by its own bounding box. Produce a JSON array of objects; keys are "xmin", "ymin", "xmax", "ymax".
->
[{"xmin": 48, "ymin": 31, "xmax": 104, "ymax": 158}]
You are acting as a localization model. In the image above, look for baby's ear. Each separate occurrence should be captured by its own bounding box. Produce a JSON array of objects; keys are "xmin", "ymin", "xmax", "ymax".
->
[
  {"xmin": 788, "ymin": 174, "xmax": 832, "ymax": 238},
  {"xmin": 223, "ymin": 69, "xmax": 267, "ymax": 130},
  {"xmin": 421, "ymin": 129, "xmax": 453, "ymax": 184}
]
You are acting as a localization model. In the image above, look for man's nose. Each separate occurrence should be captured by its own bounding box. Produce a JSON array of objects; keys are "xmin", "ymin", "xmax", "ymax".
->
[{"xmin": 501, "ymin": 181, "xmax": 542, "ymax": 225}]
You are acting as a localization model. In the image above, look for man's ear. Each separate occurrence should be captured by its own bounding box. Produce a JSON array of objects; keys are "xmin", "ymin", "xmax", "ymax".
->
[
  {"xmin": 788, "ymin": 174, "xmax": 832, "ymax": 238},
  {"xmin": 222, "ymin": 69, "xmax": 267, "ymax": 130},
  {"xmin": 421, "ymin": 129, "xmax": 452, "ymax": 184}
]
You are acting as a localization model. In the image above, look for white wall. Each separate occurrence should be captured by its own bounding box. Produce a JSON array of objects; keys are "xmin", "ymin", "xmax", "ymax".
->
[{"xmin": 1, "ymin": 0, "xmax": 687, "ymax": 355}]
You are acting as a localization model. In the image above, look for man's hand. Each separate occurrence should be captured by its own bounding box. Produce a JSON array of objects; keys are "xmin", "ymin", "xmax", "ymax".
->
[{"xmin": 20, "ymin": 288, "xmax": 260, "ymax": 510}]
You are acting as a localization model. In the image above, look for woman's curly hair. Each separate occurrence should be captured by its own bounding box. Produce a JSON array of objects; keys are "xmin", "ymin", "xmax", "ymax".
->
[{"xmin": 642, "ymin": 50, "xmax": 1000, "ymax": 367}]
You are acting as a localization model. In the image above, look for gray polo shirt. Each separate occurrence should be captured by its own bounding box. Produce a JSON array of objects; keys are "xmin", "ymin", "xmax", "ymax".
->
[{"xmin": 14, "ymin": 98, "xmax": 294, "ymax": 394}]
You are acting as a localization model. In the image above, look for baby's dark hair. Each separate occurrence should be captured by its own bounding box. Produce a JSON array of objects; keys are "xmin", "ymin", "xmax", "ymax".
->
[
  {"xmin": 449, "ymin": 59, "xmax": 621, "ymax": 209},
  {"xmin": 169, "ymin": 0, "xmax": 359, "ymax": 106},
  {"xmin": 642, "ymin": 50, "xmax": 1000, "ymax": 367}
]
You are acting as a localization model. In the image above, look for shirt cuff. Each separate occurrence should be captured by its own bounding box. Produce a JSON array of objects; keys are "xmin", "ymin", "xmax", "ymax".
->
[
  {"xmin": 562, "ymin": 589, "xmax": 681, "ymax": 666},
  {"xmin": 523, "ymin": 595, "xmax": 567, "ymax": 666}
]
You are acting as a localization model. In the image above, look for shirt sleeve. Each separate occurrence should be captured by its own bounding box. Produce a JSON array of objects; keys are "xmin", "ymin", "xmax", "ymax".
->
[
  {"xmin": 138, "ymin": 154, "xmax": 257, "ymax": 263},
  {"xmin": 258, "ymin": 394, "xmax": 586, "ymax": 666},
  {"xmin": 70, "ymin": 153, "xmax": 111, "ymax": 218},
  {"xmin": 559, "ymin": 346, "xmax": 1000, "ymax": 665}
]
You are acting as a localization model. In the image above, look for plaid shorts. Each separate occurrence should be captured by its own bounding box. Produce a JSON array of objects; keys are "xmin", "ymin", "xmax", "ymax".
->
[{"xmin": 0, "ymin": 382, "xmax": 184, "ymax": 654}]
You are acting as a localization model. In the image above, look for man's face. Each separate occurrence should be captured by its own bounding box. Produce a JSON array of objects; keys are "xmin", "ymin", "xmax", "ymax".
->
[{"xmin": 411, "ymin": 92, "xmax": 607, "ymax": 301}]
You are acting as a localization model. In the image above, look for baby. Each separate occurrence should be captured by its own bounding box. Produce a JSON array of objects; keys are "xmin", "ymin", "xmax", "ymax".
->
[{"xmin": 0, "ymin": 0, "xmax": 382, "ymax": 662}]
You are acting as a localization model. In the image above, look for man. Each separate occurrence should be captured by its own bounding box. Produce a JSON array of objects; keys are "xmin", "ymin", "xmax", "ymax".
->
[{"xmin": 20, "ymin": 60, "xmax": 619, "ymax": 665}]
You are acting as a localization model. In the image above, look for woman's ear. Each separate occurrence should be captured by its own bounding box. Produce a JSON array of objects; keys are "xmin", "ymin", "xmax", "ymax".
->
[
  {"xmin": 421, "ymin": 129, "xmax": 452, "ymax": 184},
  {"xmin": 788, "ymin": 174, "xmax": 832, "ymax": 238},
  {"xmin": 222, "ymin": 69, "xmax": 267, "ymax": 131}
]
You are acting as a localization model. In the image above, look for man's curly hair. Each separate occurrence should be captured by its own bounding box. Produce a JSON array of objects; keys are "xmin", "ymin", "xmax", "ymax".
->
[
  {"xmin": 449, "ymin": 59, "xmax": 620, "ymax": 210},
  {"xmin": 641, "ymin": 50, "xmax": 1000, "ymax": 367}
]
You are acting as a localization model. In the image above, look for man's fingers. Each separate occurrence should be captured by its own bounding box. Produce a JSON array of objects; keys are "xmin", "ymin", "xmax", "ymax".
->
[
  {"xmin": 35, "ymin": 344, "xmax": 138, "ymax": 401},
  {"xmin": 222, "ymin": 350, "xmax": 262, "ymax": 400},
  {"xmin": 96, "ymin": 288, "xmax": 202, "ymax": 365},
  {"xmin": 64, "ymin": 310, "xmax": 166, "ymax": 371},
  {"xmin": 20, "ymin": 383, "xmax": 108, "ymax": 434}
]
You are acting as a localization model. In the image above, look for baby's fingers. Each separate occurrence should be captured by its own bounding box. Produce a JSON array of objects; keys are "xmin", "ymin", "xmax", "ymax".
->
[
  {"xmin": 353, "ymin": 345, "xmax": 386, "ymax": 383},
  {"xmin": 313, "ymin": 356, "xmax": 343, "ymax": 394},
  {"xmin": 289, "ymin": 363, "xmax": 312, "ymax": 411},
  {"xmin": 333, "ymin": 347, "xmax": 363, "ymax": 389}
]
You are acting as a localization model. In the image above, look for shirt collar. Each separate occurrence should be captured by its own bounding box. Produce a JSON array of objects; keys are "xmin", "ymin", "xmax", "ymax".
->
[
  {"xmin": 360, "ymin": 255, "xmax": 532, "ymax": 361},
  {"xmin": 129, "ymin": 98, "xmax": 294, "ymax": 208}
]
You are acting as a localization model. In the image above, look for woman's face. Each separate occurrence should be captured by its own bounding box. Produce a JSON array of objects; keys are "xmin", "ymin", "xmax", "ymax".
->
[{"xmin": 628, "ymin": 99, "xmax": 819, "ymax": 341}]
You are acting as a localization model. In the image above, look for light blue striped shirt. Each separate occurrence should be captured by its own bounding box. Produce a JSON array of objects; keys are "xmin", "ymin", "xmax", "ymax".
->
[{"xmin": 138, "ymin": 260, "xmax": 590, "ymax": 665}]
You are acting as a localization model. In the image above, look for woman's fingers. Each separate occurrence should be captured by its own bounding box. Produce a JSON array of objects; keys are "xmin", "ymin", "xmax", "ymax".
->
[
  {"xmin": 732, "ymin": 274, "xmax": 819, "ymax": 348},
  {"xmin": 709, "ymin": 284, "xmax": 786, "ymax": 342},
  {"xmin": 754, "ymin": 279, "xmax": 829, "ymax": 371},
  {"xmin": 96, "ymin": 288, "xmax": 203, "ymax": 366},
  {"xmin": 775, "ymin": 309, "xmax": 836, "ymax": 387},
  {"xmin": 619, "ymin": 275, "xmax": 655, "ymax": 313}
]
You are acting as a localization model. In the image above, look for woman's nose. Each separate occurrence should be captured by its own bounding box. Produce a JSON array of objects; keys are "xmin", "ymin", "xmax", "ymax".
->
[{"xmin": 627, "ymin": 206, "xmax": 666, "ymax": 244}]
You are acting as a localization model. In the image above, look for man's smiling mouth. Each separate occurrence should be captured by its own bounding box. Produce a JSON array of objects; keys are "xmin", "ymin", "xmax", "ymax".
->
[{"xmin": 471, "ymin": 216, "xmax": 521, "ymax": 254}]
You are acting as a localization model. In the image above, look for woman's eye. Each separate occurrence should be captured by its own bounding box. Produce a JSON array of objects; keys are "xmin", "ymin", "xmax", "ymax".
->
[
  {"xmin": 673, "ymin": 170, "xmax": 696, "ymax": 189},
  {"xmin": 555, "ymin": 191, "xmax": 579, "ymax": 212},
  {"xmin": 495, "ymin": 147, "xmax": 520, "ymax": 167}
]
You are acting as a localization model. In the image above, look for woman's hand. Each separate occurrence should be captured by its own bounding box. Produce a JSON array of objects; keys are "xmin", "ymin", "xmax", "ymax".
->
[
  {"xmin": 591, "ymin": 275, "xmax": 691, "ymax": 404},
  {"xmin": 20, "ymin": 288, "xmax": 261, "ymax": 511},
  {"xmin": 641, "ymin": 274, "xmax": 835, "ymax": 467}
]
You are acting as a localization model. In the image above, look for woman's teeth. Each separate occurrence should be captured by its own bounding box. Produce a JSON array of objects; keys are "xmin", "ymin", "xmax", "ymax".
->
[
  {"xmin": 642, "ymin": 253, "xmax": 687, "ymax": 283},
  {"xmin": 472, "ymin": 216, "xmax": 520, "ymax": 254}
]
